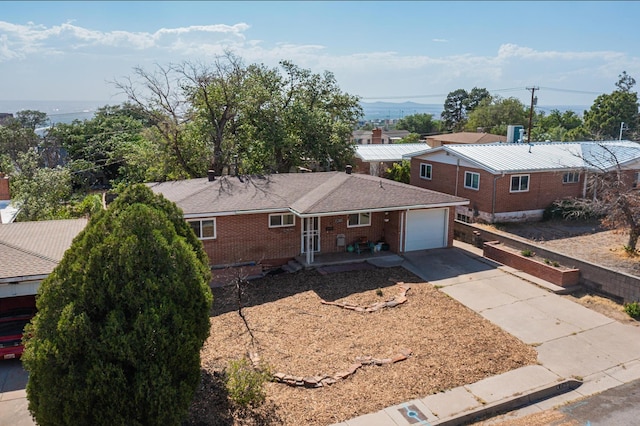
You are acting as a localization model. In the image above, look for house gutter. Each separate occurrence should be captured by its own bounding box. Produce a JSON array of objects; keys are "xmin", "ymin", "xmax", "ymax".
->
[
  {"xmin": 292, "ymin": 202, "xmax": 469, "ymax": 219},
  {"xmin": 455, "ymin": 159, "xmax": 460, "ymax": 197}
]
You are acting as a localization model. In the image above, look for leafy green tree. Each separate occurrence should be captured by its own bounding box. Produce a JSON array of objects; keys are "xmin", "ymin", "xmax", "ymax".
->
[
  {"xmin": 398, "ymin": 133, "xmax": 421, "ymax": 143},
  {"xmin": 465, "ymin": 97, "xmax": 528, "ymax": 135},
  {"xmin": 616, "ymin": 71, "xmax": 636, "ymax": 93},
  {"xmin": 22, "ymin": 184, "xmax": 213, "ymax": 426},
  {"xmin": 395, "ymin": 113, "xmax": 439, "ymax": 135},
  {"xmin": 115, "ymin": 53, "xmax": 362, "ymax": 176},
  {"xmin": 465, "ymin": 87, "xmax": 492, "ymax": 112},
  {"xmin": 10, "ymin": 149, "xmax": 72, "ymax": 221},
  {"xmin": 0, "ymin": 118, "xmax": 40, "ymax": 166},
  {"xmin": 441, "ymin": 87, "xmax": 491, "ymax": 132},
  {"xmin": 531, "ymin": 109, "xmax": 584, "ymax": 142},
  {"xmin": 385, "ymin": 160, "xmax": 411, "ymax": 184},
  {"xmin": 15, "ymin": 110, "xmax": 49, "ymax": 130},
  {"xmin": 583, "ymin": 89, "xmax": 638, "ymax": 140},
  {"xmin": 441, "ymin": 89, "xmax": 469, "ymax": 131},
  {"xmin": 48, "ymin": 104, "xmax": 148, "ymax": 188}
]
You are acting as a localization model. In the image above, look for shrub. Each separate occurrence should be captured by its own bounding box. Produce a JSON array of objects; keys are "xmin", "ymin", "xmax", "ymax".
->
[
  {"xmin": 624, "ymin": 302, "xmax": 640, "ymax": 319},
  {"xmin": 225, "ymin": 357, "xmax": 272, "ymax": 407},
  {"xmin": 521, "ymin": 249, "xmax": 533, "ymax": 257},
  {"xmin": 22, "ymin": 185, "xmax": 213, "ymax": 426},
  {"xmin": 543, "ymin": 199, "xmax": 601, "ymax": 221}
]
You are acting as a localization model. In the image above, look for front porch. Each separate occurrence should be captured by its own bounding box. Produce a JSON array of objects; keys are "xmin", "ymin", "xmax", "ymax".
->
[{"xmin": 295, "ymin": 249, "xmax": 402, "ymax": 268}]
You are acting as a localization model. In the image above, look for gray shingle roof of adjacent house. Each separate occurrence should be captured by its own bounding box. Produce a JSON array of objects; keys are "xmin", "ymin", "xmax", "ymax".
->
[
  {"xmin": 354, "ymin": 143, "xmax": 430, "ymax": 162},
  {"xmin": 408, "ymin": 141, "xmax": 640, "ymax": 174},
  {"xmin": 0, "ymin": 218, "xmax": 88, "ymax": 281},
  {"xmin": 149, "ymin": 171, "xmax": 468, "ymax": 217}
]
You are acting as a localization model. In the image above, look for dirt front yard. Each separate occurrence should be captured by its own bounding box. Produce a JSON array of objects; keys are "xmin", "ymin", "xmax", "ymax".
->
[{"xmin": 187, "ymin": 266, "xmax": 537, "ymax": 426}]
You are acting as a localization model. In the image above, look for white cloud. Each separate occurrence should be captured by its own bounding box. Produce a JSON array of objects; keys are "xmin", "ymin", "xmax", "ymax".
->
[{"xmin": 432, "ymin": 38, "xmax": 448, "ymax": 43}]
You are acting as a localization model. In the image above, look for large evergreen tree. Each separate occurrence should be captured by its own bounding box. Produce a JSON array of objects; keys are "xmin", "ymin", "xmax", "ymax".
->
[{"xmin": 22, "ymin": 184, "xmax": 213, "ymax": 426}]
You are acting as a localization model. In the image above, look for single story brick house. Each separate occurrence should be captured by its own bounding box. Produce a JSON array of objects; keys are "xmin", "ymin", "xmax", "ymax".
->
[
  {"xmin": 405, "ymin": 141, "xmax": 640, "ymax": 223},
  {"xmin": 149, "ymin": 170, "xmax": 468, "ymax": 267}
]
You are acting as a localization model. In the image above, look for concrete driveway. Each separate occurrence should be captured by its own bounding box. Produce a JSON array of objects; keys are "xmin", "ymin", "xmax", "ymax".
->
[{"xmin": 0, "ymin": 359, "xmax": 34, "ymax": 426}]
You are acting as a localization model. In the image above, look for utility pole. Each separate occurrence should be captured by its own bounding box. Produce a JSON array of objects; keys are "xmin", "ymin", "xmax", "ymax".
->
[{"xmin": 526, "ymin": 86, "xmax": 539, "ymax": 143}]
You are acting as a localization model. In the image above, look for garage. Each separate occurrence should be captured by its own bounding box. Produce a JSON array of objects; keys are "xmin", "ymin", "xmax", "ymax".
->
[{"xmin": 404, "ymin": 208, "xmax": 448, "ymax": 251}]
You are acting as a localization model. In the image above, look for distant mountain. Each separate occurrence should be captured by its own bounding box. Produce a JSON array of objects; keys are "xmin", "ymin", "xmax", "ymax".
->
[
  {"xmin": 360, "ymin": 102, "xmax": 443, "ymax": 120},
  {"xmin": 360, "ymin": 101, "xmax": 589, "ymax": 121}
]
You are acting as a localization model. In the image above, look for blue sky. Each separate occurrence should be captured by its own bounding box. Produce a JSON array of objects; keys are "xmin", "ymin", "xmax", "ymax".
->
[{"xmin": 2, "ymin": 1, "xmax": 640, "ymax": 108}]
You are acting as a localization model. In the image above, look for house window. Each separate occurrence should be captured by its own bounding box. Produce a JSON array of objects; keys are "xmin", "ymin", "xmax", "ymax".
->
[
  {"xmin": 563, "ymin": 172, "xmax": 580, "ymax": 184},
  {"xmin": 456, "ymin": 213, "xmax": 471, "ymax": 223},
  {"xmin": 464, "ymin": 171, "xmax": 480, "ymax": 190},
  {"xmin": 348, "ymin": 212, "xmax": 371, "ymax": 227},
  {"xmin": 510, "ymin": 174, "xmax": 530, "ymax": 192},
  {"xmin": 269, "ymin": 213, "xmax": 295, "ymax": 228},
  {"xmin": 420, "ymin": 163, "xmax": 432, "ymax": 180},
  {"xmin": 188, "ymin": 218, "xmax": 216, "ymax": 240}
]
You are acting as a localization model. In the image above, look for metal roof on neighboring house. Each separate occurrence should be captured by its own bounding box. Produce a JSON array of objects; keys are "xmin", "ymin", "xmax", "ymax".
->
[
  {"xmin": 0, "ymin": 218, "xmax": 88, "ymax": 280},
  {"xmin": 149, "ymin": 171, "xmax": 468, "ymax": 218},
  {"xmin": 411, "ymin": 141, "xmax": 640, "ymax": 174},
  {"xmin": 355, "ymin": 143, "xmax": 430, "ymax": 162}
]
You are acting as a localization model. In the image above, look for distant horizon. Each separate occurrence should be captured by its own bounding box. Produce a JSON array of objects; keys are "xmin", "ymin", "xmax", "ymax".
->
[{"xmin": 3, "ymin": 2, "xmax": 639, "ymax": 106}]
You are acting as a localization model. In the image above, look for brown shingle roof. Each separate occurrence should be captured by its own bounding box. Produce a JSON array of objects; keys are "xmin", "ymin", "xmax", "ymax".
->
[
  {"xmin": 150, "ymin": 172, "xmax": 468, "ymax": 217},
  {"xmin": 0, "ymin": 218, "xmax": 88, "ymax": 280},
  {"xmin": 426, "ymin": 132, "xmax": 507, "ymax": 144}
]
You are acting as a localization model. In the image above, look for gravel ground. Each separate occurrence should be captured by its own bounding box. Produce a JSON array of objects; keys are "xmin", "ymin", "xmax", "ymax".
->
[{"xmin": 186, "ymin": 266, "xmax": 537, "ymax": 426}]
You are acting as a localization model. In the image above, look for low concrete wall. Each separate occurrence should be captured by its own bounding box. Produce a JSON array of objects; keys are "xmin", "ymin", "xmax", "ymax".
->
[
  {"xmin": 483, "ymin": 241, "xmax": 580, "ymax": 287},
  {"xmin": 455, "ymin": 221, "xmax": 640, "ymax": 304}
]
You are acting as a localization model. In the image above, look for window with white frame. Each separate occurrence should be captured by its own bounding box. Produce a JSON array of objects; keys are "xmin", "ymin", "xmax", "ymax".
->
[
  {"xmin": 188, "ymin": 218, "xmax": 216, "ymax": 239},
  {"xmin": 563, "ymin": 172, "xmax": 580, "ymax": 184},
  {"xmin": 464, "ymin": 171, "xmax": 480, "ymax": 190},
  {"xmin": 347, "ymin": 212, "xmax": 371, "ymax": 227},
  {"xmin": 510, "ymin": 174, "xmax": 530, "ymax": 192},
  {"xmin": 269, "ymin": 213, "xmax": 295, "ymax": 228},
  {"xmin": 420, "ymin": 163, "xmax": 432, "ymax": 180}
]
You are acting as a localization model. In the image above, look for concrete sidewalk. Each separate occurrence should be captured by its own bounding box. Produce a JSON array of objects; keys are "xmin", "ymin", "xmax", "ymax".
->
[{"xmin": 333, "ymin": 241, "xmax": 640, "ymax": 426}]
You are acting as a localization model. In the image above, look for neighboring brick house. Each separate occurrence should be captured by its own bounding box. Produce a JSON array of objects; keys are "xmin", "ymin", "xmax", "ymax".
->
[
  {"xmin": 353, "ymin": 143, "xmax": 430, "ymax": 176},
  {"xmin": 406, "ymin": 141, "xmax": 640, "ymax": 223},
  {"xmin": 352, "ymin": 128, "xmax": 412, "ymax": 145},
  {"xmin": 425, "ymin": 131, "xmax": 506, "ymax": 148},
  {"xmin": 149, "ymin": 170, "xmax": 468, "ymax": 267}
]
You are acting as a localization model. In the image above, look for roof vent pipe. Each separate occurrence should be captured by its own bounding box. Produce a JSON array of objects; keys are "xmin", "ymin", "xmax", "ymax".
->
[
  {"xmin": 345, "ymin": 165, "xmax": 352, "ymax": 175},
  {"xmin": 207, "ymin": 170, "xmax": 216, "ymax": 181}
]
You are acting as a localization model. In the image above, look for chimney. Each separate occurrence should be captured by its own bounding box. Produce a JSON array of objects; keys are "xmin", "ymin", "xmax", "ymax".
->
[
  {"xmin": 207, "ymin": 170, "xmax": 216, "ymax": 182},
  {"xmin": 0, "ymin": 174, "xmax": 9, "ymax": 201},
  {"xmin": 345, "ymin": 165, "xmax": 352, "ymax": 175},
  {"xmin": 372, "ymin": 128, "xmax": 382, "ymax": 144}
]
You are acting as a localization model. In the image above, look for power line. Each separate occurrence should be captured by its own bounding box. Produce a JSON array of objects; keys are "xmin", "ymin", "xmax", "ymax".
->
[{"xmin": 361, "ymin": 86, "xmax": 605, "ymax": 101}]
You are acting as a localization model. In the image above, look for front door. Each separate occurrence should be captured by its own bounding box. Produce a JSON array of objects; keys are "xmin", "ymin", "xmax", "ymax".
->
[{"xmin": 301, "ymin": 216, "xmax": 320, "ymax": 254}]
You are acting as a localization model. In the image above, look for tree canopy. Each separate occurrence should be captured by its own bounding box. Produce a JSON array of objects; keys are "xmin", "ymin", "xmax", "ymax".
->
[
  {"xmin": 22, "ymin": 184, "xmax": 213, "ymax": 426},
  {"xmin": 441, "ymin": 87, "xmax": 492, "ymax": 131}
]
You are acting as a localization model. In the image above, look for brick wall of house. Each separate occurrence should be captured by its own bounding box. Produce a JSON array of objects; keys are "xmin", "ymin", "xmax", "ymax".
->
[
  {"xmin": 0, "ymin": 176, "xmax": 9, "ymax": 200},
  {"xmin": 410, "ymin": 158, "xmax": 591, "ymax": 222},
  {"xmin": 353, "ymin": 157, "xmax": 369, "ymax": 174},
  {"xmin": 200, "ymin": 211, "xmax": 400, "ymax": 267}
]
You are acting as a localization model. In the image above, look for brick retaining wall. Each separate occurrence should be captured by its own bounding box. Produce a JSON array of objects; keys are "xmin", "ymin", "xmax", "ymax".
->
[{"xmin": 455, "ymin": 221, "xmax": 640, "ymax": 304}]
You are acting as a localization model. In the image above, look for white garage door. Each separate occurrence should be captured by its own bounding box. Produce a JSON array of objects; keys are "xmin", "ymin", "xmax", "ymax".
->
[{"xmin": 405, "ymin": 208, "xmax": 448, "ymax": 251}]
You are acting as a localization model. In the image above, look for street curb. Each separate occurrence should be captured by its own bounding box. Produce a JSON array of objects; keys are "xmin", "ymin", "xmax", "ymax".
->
[{"xmin": 431, "ymin": 378, "xmax": 583, "ymax": 425}]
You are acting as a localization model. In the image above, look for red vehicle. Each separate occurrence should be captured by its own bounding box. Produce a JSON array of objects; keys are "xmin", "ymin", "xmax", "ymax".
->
[{"xmin": 0, "ymin": 296, "xmax": 36, "ymax": 360}]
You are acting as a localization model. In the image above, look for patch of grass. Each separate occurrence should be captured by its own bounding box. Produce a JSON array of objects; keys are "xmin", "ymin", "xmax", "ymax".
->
[
  {"xmin": 375, "ymin": 288, "xmax": 383, "ymax": 297},
  {"xmin": 521, "ymin": 249, "xmax": 533, "ymax": 257},
  {"xmin": 623, "ymin": 245, "xmax": 639, "ymax": 257}
]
